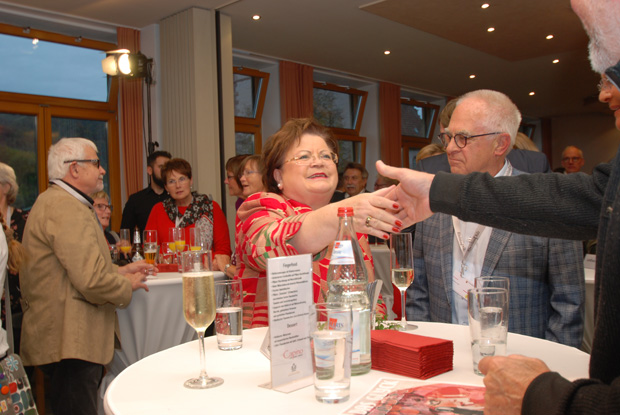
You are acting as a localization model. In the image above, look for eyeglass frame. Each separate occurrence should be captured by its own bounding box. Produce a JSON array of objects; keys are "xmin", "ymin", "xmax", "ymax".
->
[
  {"xmin": 241, "ymin": 170, "xmax": 260, "ymax": 177},
  {"xmin": 283, "ymin": 150, "xmax": 339, "ymax": 166},
  {"xmin": 561, "ymin": 156, "xmax": 583, "ymax": 163},
  {"xmin": 93, "ymin": 203, "xmax": 113, "ymax": 212},
  {"xmin": 166, "ymin": 176, "xmax": 190, "ymax": 186},
  {"xmin": 437, "ymin": 132, "xmax": 502, "ymax": 149},
  {"xmin": 64, "ymin": 159, "xmax": 101, "ymax": 168},
  {"xmin": 598, "ymin": 77, "xmax": 614, "ymax": 93}
]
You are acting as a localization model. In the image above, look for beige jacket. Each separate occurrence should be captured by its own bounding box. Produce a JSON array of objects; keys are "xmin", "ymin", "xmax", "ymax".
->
[{"xmin": 20, "ymin": 184, "xmax": 132, "ymax": 366}]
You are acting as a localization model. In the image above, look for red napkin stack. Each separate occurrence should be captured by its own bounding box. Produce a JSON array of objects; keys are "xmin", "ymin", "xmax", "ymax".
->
[
  {"xmin": 157, "ymin": 263, "xmax": 178, "ymax": 273},
  {"xmin": 371, "ymin": 330, "xmax": 453, "ymax": 379}
]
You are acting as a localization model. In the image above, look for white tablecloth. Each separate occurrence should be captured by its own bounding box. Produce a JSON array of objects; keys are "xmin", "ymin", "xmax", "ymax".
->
[
  {"xmin": 104, "ymin": 321, "xmax": 589, "ymax": 415},
  {"xmin": 100, "ymin": 271, "xmax": 226, "ymax": 404},
  {"xmin": 370, "ymin": 244, "xmax": 395, "ymax": 319}
]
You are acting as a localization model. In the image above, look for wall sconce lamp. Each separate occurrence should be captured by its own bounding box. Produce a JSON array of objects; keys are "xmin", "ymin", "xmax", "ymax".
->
[
  {"xmin": 102, "ymin": 49, "xmax": 158, "ymax": 156},
  {"xmin": 102, "ymin": 49, "xmax": 152, "ymax": 78}
]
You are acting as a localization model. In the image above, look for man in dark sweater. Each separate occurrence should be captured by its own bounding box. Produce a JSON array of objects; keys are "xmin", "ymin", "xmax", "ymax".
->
[
  {"xmin": 121, "ymin": 150, "xmax": 171, "ymax": 235},
  {"xmin": 375, "ymin": 1, "xmax": 620, "ymax": 413}
]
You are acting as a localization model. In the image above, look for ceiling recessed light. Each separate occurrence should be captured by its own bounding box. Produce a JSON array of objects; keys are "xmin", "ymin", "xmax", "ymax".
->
[
  {"xmin": 384, "ymin": 50, "xmax": 391, "ymax": 55},
  {"xmin": 546, "ymin": 34, "xmax": 554, "ymax": 40},
  {"xmin": 487, "ymin": 27, "xmax": 495, "ymax": 32},
  {"xmin": 529, "ymin": 92, "xmax": 536, "ymax": 96},
  {"xmin": 481, "ymin": 3, "xmax": 490, "ymax": 9},
  {"xmin": 553, "ymin": 59, "xmax": 559, "ymax": 64},
  {"xmin": 469, "ymin": 74, "xmax": 476, "ymax": 79},
  {"xmin": 252, "ymin": 15, "xmax": 261, "ymax": 20}
]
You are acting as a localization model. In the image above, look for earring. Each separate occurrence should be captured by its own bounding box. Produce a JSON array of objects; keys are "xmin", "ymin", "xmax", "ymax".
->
[{"xmin": 277, "ymin": 183, "xmax": 282, "ymax": 189}]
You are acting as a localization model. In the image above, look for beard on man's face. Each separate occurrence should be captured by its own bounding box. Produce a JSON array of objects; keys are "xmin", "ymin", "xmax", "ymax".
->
[
  {"xmin": 152, "ymin": 173, "xmax": 165, "ymax": 188},
  {"xmin": 589, "ymin": 37, "xmax": 617, "ymax": 74}
]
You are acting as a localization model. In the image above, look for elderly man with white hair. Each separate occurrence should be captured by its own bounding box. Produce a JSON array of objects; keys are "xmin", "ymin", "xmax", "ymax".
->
[
  {"xmin": 408, "ymin": 89, "xmax": 585, "ymax": 348},
  {"xmin": 20, "ymin": 138, "xmax": 151, "ymax": 415}
]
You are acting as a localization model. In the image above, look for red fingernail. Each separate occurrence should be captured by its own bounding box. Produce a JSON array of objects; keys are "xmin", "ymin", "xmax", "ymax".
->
[
  {"xmin": 392, "ymin": 227, "xmax": 400, "ymax": 233},
  {"xmin": 383, "ymin": 234, "xmax": 389, "ymax": 240},
  {"xmin": 396, "ymin": 220, "xmax": 403, "ymax": 227},
  {"xmin": 393, "ymin": 203, "xmax": 399, "ymax": 209}
]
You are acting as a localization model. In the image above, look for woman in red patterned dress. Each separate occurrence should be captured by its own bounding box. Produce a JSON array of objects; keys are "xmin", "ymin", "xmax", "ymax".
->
[{"xmin": 235, "ymin": 118, "xmax": 404, "ymax": 328}]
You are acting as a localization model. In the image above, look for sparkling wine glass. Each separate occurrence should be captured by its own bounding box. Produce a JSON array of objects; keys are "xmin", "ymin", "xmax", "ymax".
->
[
  {"xmin": 389, "ymin": 232, "xmax": 417, "ymax": 330},
  {"xmin": 181, "ymin": 251, "xmax": 223, "ymax": 389}
]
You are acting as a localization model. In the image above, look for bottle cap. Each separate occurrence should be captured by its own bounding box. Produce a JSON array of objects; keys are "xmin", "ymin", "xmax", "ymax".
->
[{"xmin": 337, "ymin": 207, "xmax": 354, "ymax": 217}]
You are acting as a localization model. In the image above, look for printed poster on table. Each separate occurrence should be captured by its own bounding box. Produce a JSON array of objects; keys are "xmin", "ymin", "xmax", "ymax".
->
[
  {"xmin": 262, "ymin": 254, "xmax": 313, "ymax": 393},
  {"xmin": 343, "ymin": 378, "xmax": 485, "ymax": 415}
]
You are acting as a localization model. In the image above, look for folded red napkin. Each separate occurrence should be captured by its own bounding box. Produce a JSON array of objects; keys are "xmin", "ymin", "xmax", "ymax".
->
[
  {"xmin": 371, "ymin": 330, "xmax": 453, "ymax": 379},
  {"xmin": 157, "ymin": 263, "xmax": 178, "ymax": 273}
]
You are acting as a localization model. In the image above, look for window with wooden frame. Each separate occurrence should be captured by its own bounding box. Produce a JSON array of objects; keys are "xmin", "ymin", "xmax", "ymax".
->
[
  {"xmin": 401, "ymin": 97, "xmax": 440, "ymax": 169},
  {"xmin": 0, "ymin": 23, "xmax": 121, "ymax": 226},
  {"xmin": 313, "ymin": 82, "xmax": 367, "ymax": 170},
  {"xmin": 233, "ymin": 66, "xmax": 269, "ymax": 154}
]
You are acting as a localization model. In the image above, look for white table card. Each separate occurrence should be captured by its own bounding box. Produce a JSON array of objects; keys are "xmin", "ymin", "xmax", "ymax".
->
[
  {"xmin": 584, "ymin": 254, "xmax": 596, "ymax": 270},
  {"xmin": 260, "ymin": 254, "xmax": 314, "ymax": 393}
]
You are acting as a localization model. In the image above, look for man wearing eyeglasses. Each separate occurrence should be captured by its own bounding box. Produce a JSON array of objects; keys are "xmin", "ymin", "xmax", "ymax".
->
[
  {"xmin": 20, "ymin": 137, "xmax": 151, "ymax": 415},
  {"xmin": 560, "ymin": 145, "xmax": 586, "ymax": 173},
  {"xmin": 407, "ymin": 89, "xmax": 585, "ymax": 348},
  {"xmin": 377, "ymin": 1, "xmax": 620, "ymax": 412}
]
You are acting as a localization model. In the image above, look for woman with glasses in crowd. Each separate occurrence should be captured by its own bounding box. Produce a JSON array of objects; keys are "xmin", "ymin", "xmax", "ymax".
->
[
  {"xmin": 238, "ymin": 155, "xmax": 265, "ymax": 199},
  {"xmin": 235, "ymin": 118, "xmax": 402, "ymax": 328},
  {"xmin": 91, "ymin": 191, "xmax": 119, "ymax": 246},
  {"xmin": 146, "ymin": 158, "xmax": 232, "ymax": 272}
]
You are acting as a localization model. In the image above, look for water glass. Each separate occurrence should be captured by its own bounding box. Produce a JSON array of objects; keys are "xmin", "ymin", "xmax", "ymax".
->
[
  {"xmin": 180, "ymin": 250, "xmax": 212, "ymax": 274},
  {"xmin": 309, "ymin": 303, "xmax": 352, "ymax": 404},
  {"xmin": 474, "ymin": 276, "xmax": 510, "ymax": 290},
  {"xmin": 468, "ymin": 287, "xmax": 509, "ymax": 375},
  {"xmin": 214, "ymin": 280, "xmax": 243, "ymax": 350}
]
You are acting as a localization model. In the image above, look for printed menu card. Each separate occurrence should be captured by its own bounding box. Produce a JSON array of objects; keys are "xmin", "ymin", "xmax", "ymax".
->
[{"xmin": 260, "ymin": 254, "xmax": 314, "ymax": 393}]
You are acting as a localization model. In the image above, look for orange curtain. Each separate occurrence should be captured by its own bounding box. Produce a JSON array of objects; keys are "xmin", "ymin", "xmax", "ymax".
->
[
  {"xmin": 379, "ymin": 82, "xmax": 402, "ymax": 166},
  {"xmin": 117, "ymin": 27, "xmax": 144, "ymax": 198},
  {"xmin": 279, "ymin": 61, "xmax": 314, "ymax": 122}
]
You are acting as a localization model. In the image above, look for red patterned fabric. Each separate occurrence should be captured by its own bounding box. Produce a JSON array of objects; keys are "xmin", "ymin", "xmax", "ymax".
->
[{"xmin": 235, "ymin": 192, "xmax": 385, "ymax": 329}]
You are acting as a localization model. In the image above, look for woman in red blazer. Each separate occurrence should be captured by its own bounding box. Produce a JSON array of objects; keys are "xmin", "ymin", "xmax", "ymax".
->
[{"xmin": 146, "ymin": 158, "xmax": 232, "ymax": 272}]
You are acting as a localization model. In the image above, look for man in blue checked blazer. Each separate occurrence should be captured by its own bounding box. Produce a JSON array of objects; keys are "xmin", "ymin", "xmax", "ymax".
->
[{"xmin": 406, "ymin": 89, "xmax": 585, "ymax": 348}]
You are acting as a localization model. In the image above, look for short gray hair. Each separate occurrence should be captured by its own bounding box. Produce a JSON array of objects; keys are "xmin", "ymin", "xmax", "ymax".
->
[
  {"xmin": 0, "ymin": 163, "xmax": 18, "ymax": 205},
  {"xmin": 48, "ymin": 138, "xmax": 98, "ymax": 180},
  {"xmin": 456, "ymin": 90, "xmax": 521, "ymax": 149}
]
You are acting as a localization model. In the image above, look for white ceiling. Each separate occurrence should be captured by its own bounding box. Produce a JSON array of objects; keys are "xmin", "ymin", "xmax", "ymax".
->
[{"xmin": 0, "ymin": 0, "xmax": 607, "ymax": 120}]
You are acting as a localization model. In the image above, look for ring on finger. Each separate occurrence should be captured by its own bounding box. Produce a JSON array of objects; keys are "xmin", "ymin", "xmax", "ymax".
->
[{"xmin": 365, "ymin": 216, "xmax": 372, "ymax": 227}]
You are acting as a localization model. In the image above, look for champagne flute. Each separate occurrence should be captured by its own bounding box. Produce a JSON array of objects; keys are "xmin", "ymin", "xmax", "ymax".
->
[
  {"xmin": 389, "ymin": 232, "xmax": 416, "ymax": 330},
  {"xmin": 167, "ymin": 228, "xmax": 177, "ymax": 254},
  {"xmin": 119, "ymin": 228, "xmax": 132, "ymax": 257},
  {"xmin": 143, "ymin": 230, "xmax": 158, "ymax": 275},
  {"xmin": 181, "ymin": 251, "xmax": 223, "ymax": 389},
  {"xmin": 189, "ymin": 228, "xmax": 202, "ymax": 251},
  {"xmin": 173, "ymin": 227, "xmax": 186, "ymax": 253}
]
